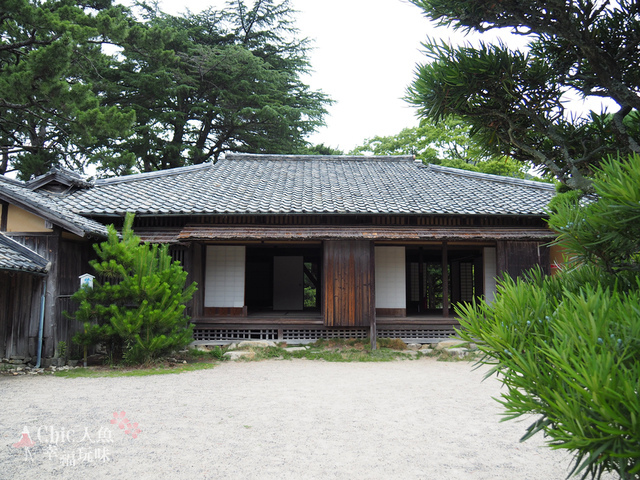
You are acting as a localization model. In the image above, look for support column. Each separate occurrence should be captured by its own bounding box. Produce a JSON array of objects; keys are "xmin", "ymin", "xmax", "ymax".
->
[{"xmin": 442, "ymin": 241, "xmax": 449, "ymax": 318}]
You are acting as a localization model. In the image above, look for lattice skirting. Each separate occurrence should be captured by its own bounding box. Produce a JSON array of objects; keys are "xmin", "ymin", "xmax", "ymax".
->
[{"xmin": 192, "ymin": 326, "xmax": 456, "ymax": 344}]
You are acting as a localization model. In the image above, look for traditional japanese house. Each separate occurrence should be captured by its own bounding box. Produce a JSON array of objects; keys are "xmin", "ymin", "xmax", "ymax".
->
[
  {"xmin": 51, "ymin": 153, "xmax": 558, "ymax": 346},
  {"xmin": 1, "ymin": 154, "xmax": 559, "ymax": 357}
]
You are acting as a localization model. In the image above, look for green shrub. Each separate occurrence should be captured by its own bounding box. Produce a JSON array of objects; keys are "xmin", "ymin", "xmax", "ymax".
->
[
  {"xmin": 456, "ymin": 155, "xmax": 640, "ymax": 479},
  {"xmin": 72, "ymin": 213, "xmax": 197, "ymax": 365}
]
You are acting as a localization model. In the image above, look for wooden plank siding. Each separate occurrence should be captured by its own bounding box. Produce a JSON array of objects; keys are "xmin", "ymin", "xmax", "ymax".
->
[
  {"xmin": 497, "ymin": 241, "xmax": 551, "ymax": 279},
  {"xmin": 0, "ymin": 271, "xmax": 43, "ymax": 359},
  {"xmin": 322, "ymin": 240, "xmax": 375, "ymax": 327},
  {"xmin": 4, "ymin": 233, "xmax": 95, "ymax": 358}
]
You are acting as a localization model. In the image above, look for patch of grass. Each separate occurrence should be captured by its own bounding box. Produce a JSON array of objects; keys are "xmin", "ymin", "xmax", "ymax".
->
[
  {"xmin": 376, "ymin": 338, "xmax": 407, "ymax": 350},
  {"xmin": 245, "ymin": 340, "xmax": 420, "ymax": 362},
  {"xmin": 185, "ymin": 346, "xmax": 225, "ymax": 360},
  {"xmin": 54, "ymin": 362, "xmax": 217, "ymax": 378}
]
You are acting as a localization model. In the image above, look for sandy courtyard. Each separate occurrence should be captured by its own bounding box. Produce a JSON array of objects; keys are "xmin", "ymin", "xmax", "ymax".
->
[{"xmin": 1, "ymin": 358, "xmax": 589, "ymax": 479}]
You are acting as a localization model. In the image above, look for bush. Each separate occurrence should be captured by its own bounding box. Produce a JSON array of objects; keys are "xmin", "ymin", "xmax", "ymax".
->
[
  {"xmin": 455, "ymin": 154, "xmax": 640, "ymax": 479},
  {"xmin": 72, "ymin": 213, "xmax": 197, "ymax": 365}
]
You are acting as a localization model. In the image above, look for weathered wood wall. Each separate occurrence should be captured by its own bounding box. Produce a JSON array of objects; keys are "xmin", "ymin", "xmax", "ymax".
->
[
  {"xmin": 497, "ymin": 240, "xmax": 550, "ymax": 279},
  {"xmin": 323, "ymin": 240, "xmax": 374, "ymax": 327},
  {"xmin": 0, "ymin": 271, "xmax": 44, "ymax": 359},
  {"xmin": 3, "ymin": 233, "xmax": 94, "ymax": 358}
]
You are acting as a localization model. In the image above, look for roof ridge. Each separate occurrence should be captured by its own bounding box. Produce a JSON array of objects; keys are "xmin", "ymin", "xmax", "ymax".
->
[
  {"xmin": 424, "ymin": 163, "xmax": 556, "ymax": 190},
  {"xmin": 0, "ymin": 175, "xmax": 25, "ymax": 186},
  {"xmin": 225, "ymin": 153, "xmax": 415, "ymax": 163},
  {"xmin": 95, "ymin": 163, "xmax": 214, "ymax": 185}
]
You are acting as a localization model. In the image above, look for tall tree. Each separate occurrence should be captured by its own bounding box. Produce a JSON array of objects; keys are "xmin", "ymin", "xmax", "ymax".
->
[
  {"xmin": 100, "ymin": 0, "xmax": 331, "ymax": 174},
  {"xmin": 0, "ymin": 0, "xmax": 135, "ymax": 179},
  {"xmin": 406, "ymin": 0, "xmax": 640, "ymax": 191},
  {"xmin": 350, "ymin": 118, "xmax": 533, "ymax": 179}
]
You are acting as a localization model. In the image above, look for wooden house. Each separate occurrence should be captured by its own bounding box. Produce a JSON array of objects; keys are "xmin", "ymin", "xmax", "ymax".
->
[
  {"xmin": 1, "ymin": 154, "xmax": 558, "ymax": 358},
  {"xmin": 0, "ymin": 172, "xmax": 107, "ymax": 360}
]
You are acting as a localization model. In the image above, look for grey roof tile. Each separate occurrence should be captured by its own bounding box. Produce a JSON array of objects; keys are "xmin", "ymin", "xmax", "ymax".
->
[
  {"xmin": 57, "ymin": 154, "xmax": 555, "ymax": 217},
  {"xmin": 0, "ymin": 177, "xmax": 108, "ymax": 237},
  {"xmin": 0, "ymin": 234, "xmax": 49, "ymax": 274}
]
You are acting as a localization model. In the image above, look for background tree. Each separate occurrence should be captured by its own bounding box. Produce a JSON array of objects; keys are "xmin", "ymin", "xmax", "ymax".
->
[
  {"xmin": 98, "ymin": 0, "xmax": 331, "ymax": 174},
  {"xmin": 72, "ymin": 213, "xmax": 197, "ymax": 365},
  {"xmin": 406, "ymin": 0, "xmax": 640, "ymax": 191},
  {"xmin": 0, "ymin": 0, "xmax": 135, "ymax": 179},
  {"xmin": 350, "ymin": 118, "xmax": 533, "ymax": 178}
]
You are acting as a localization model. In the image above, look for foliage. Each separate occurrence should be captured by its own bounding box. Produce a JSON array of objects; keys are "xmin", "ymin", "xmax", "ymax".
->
[
  {"xmin": 1, "ymin": 0, "xmax": 330, "ymax": 178},
  {"xmin": 406, "ymin": 0, "xmax": 640, "ymax": 192},
  {"xmin": 455, "ymin": 154, "xmax": 640, "ymax": 479},
  {"xmin": 97, "ymin": 0, "xmax": 331, "ymax": 174},
  {"xmin": 0, "ymin": 0, "xmax": 135, "ymax": 179},
  {"xmin": 72, "ymin": 213, "xmax": 197, "ymax": 365},
  {"xmin": 350, "ymin": 119, "xmax": 533, "ymax": 179},
  {"xmin": 547, "ymin": 154, "xmax": 640, "ymax": 274}
]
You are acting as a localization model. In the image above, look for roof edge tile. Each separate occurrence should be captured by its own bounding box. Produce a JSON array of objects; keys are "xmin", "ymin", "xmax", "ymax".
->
[{"xmin": 424, "ymin": 163, "xmax": 556, "ymax": 190}]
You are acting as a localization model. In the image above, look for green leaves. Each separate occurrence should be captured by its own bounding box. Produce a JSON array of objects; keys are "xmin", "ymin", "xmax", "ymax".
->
[
  {"xmin": 72, "ymin": 213, "xmax": 197, "ymax": 365},
  {"xmin": 407, "ymin": 0, "xmax": 640, "ymax": 192},
  {"xmin": 456, "ymin": 154, "xmax": 640, "ymax": 479}
]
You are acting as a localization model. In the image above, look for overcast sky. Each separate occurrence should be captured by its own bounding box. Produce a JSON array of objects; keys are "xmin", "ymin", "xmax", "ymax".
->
[{"xmin": 151, "ymin": 0, "xmax": 458, "ymax": 152}]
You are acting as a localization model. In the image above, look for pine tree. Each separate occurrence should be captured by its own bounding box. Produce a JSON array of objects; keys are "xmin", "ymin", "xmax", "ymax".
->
[{"xmin": 72, "ymin": 213, "xmax": 197, "ymax": 364}]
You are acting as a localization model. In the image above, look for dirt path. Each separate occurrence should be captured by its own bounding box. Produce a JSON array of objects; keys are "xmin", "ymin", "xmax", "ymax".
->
[{"xmin": 1, "ymin": 358, "xmax": 590, "ymax": 479}]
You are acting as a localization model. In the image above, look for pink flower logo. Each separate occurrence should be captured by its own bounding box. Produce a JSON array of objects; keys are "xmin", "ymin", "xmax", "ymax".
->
[
  {"xmin": 110, "ymin": 411, "xmax": 142, "ymax": 439},
  {"xmin": 110, "ymin": 411, "xmax": 128, "ymax": 429},
  {"xmin": 125, "ymin": 422, "xmax": 142, "ymax": 439}
]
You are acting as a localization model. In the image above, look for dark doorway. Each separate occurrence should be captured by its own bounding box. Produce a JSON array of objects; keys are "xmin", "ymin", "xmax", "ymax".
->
[
  {"xmin": 245, "ymin": 245, "xmax": 321, "ymax": 314},
  {"xmin": 406, "ymin": 246, "xmax": 483, "ymax": 316}
]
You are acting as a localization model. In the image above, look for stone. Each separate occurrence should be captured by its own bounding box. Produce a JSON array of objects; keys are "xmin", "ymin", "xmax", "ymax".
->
[
  {"xmin": 223, "ymin": 350, "xmax": 256, "ymax": 361},
  {"xmin": 468, "ymin": 343, "xmax": 478, "ymax": 351},
  {"xmin": 406, "ymin": 343, "xmax": 421, "ymax": 351},
  {"xmin": 444, "ymin": 348, "xmax": 468, "ymax": 358},
  {"xmin": 284, "ymin": 347, "xmax": 307, "ymax": 352},
  {"xmin": 238, "ymin": 340, "xmax": 276, "ymax": 349},
  {"xmin": 227, "ymin": 343, "xmax": 238, "ymax": 351},
  {"xmin": 421, "ymin": 348, "xmax": 435, "ymax": 355},
  {"xmin": 434, "ymin": 340, "xmax": 466, "ymax": 350}
]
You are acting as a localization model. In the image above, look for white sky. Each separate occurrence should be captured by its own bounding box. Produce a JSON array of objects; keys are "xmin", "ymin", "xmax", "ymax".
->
[
  {"xmin": 151, "ymin": 0, "xmax": 460, "ymax": 152},
  {"xmin": 137, "ymin": 1, "xmax": 610, "ymax": 153}
]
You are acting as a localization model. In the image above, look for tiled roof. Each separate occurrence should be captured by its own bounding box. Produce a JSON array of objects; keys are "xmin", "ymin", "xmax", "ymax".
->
[
  {"xmin": 0, "ymin": 176, "xmax": 108, "ymax": 238},
  {"xmin": 0, "ymin": 234, "xmax": 49, "ymax": 274},
  {"xmin": 59, "ymin": 154, "xmax": 555, "ymax": 216}
]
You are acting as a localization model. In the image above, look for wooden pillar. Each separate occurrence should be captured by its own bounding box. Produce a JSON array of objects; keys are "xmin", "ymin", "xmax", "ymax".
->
[
  {"xmin": 45, "ymin": 232, "xmax": 60, "ymax": 357},
  {"xmin": 418, "ymin": 247, "xmax": 424, "ymax": 312},
  {"xmin": 442, "ymin": 241, "xmax": 449, "ymax": 318}
]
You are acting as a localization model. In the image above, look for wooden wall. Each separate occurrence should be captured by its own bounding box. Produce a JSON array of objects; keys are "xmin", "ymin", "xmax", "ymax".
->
[
  {"xmin": 0, "ymin": 271, "xmax": 44, "ymax": 359},
  {"xmin": 3, "ymin": 233, "xmax": 95, "ymax": 358},
  {"xmin": 497, "ymin": 241, "xmax": 550, "ymax": 279},
  {"xmin": 322, "ymin": 240, "xmax": 374, "ymax": 327}
]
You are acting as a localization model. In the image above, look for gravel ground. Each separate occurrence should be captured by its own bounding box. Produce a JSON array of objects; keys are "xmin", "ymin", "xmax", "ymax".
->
[{"xmin": 0, "ymin": 358, "xmax": 596, "ymax": 479}]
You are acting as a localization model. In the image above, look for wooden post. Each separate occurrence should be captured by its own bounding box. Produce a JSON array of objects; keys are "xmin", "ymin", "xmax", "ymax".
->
[
  {"xmin": 442, "ymin": 241, "xmax": 449, "ymax": 318},
  {"xmin": 418, "ymin": 247, "xmax": 424, "ymax": 312}
]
